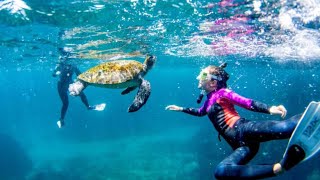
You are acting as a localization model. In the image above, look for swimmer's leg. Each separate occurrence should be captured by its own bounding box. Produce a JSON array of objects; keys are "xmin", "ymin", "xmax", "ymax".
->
[
  {"xmin": 79, "ymin": 92, "xmax": 90, "ymax": 109},
  {"xmin": 241, "ymin": 114, "xmax": 301, "ymax": 142},
  {"xmin": 215, "ymin": 145, "xmax": 276, "ymax": 179},
  {"xmin": 57, "ymin": 83, "xmax": 68, "ymax": 128}
]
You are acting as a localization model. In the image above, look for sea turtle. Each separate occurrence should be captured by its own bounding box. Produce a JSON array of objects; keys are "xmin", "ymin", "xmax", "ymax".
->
[{"xmin": 68, "ymin": 55, "xmax": 156, "ymax": 112}]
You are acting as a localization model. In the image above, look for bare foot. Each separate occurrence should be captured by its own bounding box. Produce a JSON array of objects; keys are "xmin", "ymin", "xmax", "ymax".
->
[{"xmin": 273, "ymin": 163, "xmax": 284, "ymax": 175}]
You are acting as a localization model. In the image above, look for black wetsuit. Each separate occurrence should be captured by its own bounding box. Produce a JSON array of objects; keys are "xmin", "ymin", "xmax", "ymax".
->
[
  {"xmin": 182, "ymin": 88, "xmax": 300, "ymax": 179},
  {"xmin": 53, "ymin": 63, "xmax": 90, "ymax": 121}
]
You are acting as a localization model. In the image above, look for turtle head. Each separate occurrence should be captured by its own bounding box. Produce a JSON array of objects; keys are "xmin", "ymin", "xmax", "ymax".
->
[{"xmin": 143, "ymin": 55, "xmax": 156, "ymax": 71}]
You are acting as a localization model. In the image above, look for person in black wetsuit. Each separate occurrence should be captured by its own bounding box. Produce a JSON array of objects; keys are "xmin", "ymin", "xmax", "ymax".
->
[
  {"xmin": 166, "ymin": 63, "xmax": 305, "ymax": 179},
  {"xmin": 53, "ymin": 47, "xmax": 97, "ymax": 128}
]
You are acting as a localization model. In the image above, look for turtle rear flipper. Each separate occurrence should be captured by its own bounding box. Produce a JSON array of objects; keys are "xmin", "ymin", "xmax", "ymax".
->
[
  {"xmin": 121, "ymin": 86, "xmax": 138, "ymax": 95},
  {"xmin": 128, "ymin": 79, "xmax": 151, "ymax": 112}
]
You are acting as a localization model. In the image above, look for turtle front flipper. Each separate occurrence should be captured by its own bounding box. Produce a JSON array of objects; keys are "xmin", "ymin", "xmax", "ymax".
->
[
  {"xmin": 128, "ymin": 79, "xmax": 151, "ymax": 112},
  {"xmin": 121, "ymin": 86, "xmax": 138, "ymax": 95}
]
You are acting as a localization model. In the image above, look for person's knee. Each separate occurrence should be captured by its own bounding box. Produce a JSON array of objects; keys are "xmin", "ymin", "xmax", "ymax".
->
[
  {"xmin": 274, "ymin": 122, "xmax": 295, "ymax": 137},
  {"xmin": 214, "ymin": 163, "xmax": 227, "ymax": 179}
]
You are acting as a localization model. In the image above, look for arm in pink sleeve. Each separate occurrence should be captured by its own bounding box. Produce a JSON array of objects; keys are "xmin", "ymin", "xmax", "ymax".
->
[{"xmin": 223, "ymin": 89, "xmax": 270, "ymax": 114}]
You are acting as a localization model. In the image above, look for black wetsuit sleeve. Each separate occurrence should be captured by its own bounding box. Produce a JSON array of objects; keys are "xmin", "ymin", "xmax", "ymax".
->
[
  {"xmin": 250, "ymin": 100, "xmax": 270, "ymax": 114},
  {"xmin": 182, "ymin": 107, "xmax": 207, "ymax": 117},
  {"xmin": 52, "ymin": 65, "xmax": 61, "ymax": 77}
]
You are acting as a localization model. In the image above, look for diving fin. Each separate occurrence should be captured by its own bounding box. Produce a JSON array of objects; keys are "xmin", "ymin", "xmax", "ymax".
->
[
  {"xmin": 282, "ymin": 101, "xmax": 320, "ymax": 170},
  {"xmin": 91, "ymin": 103, "xmax": 106, "ymax": 111}
]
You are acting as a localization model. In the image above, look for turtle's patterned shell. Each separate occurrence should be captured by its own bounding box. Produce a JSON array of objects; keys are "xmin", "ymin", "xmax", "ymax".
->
[{"xmin": 78, "ymin": 60, "xmax": 144, "ymax": 84}]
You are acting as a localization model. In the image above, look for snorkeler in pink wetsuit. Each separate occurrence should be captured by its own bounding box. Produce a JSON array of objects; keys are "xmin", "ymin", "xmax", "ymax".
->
[{"xmin": 166, "ymin": 63, "xmax": 304, "ymax": 179}]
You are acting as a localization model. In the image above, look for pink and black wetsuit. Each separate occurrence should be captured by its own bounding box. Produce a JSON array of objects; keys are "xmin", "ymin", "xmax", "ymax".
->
[{"xmin": 182, "ymin": 88, "xmax": 300, "ymax": 179}]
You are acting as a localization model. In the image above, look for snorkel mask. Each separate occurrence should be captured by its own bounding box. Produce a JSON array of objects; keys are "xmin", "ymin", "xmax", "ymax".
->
[
  {"xmin": 196, "ymin": 62, "xmax": 228, "ymax": 104},
  {"xmin": 199, "ymin": 71, "xmax": 223, "ymax": 81},
  {"xmin": 58, "ymin": 47, "xmax": 76, "ymax": 61},
  {"xmin": 197, "ymin": 72, "xmax": 223, "ymax": 104}
]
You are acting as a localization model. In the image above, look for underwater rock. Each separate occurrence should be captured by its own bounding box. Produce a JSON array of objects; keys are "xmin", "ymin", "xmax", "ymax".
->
[{"xmin": 0, "ymin": 133, "xmax": 33, "ymax": 179}]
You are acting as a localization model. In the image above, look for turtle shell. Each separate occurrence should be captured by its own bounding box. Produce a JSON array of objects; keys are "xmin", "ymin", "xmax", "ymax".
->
[{"xmin": 78, "ymin": 60, "xmax": 144, "ymax": 85}]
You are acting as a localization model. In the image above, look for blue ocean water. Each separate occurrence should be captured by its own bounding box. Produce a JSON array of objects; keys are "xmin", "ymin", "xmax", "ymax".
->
[{"xmin": 1, "ymin": 0, "xmax": 320, "ymax": 179}]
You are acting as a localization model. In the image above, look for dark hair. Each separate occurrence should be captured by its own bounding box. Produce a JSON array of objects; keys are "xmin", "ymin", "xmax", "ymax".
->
[
  {"xmin": 58, "ymin": 47, "xmax": 73, "ymax": 57},
  {"xmin": 206, "ymin": 62, "xmax": 229, "ymax": 89}
]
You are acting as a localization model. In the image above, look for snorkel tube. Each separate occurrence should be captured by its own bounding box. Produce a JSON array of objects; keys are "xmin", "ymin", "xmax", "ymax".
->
[
  {"xmin": 197, "ymin": 90, "xmax": 205, "ymax": 104},
  {"xmin": 196, "ymin": 62, "xmax": 228, "ymax": 104},
  {"xmin": 219, "ymin": 62, "xmax": 227, "ymax": 69}
]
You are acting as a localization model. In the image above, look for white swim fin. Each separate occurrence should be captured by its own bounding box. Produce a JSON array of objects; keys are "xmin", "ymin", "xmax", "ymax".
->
[
  {"xmin": 93, "ymin": 103, "xmax": 106, "ymax": 111},
  {"xmin": 282, "ymin": 101, "xmax": 320, "ymax": 170}
]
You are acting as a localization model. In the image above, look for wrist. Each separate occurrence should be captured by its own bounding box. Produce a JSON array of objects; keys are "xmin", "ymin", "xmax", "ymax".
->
[{"xmin": 269, "ymin": 106, "xmax": 275, "ymax": 114}]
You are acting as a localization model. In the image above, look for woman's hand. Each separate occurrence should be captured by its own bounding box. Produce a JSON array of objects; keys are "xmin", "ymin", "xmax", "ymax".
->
[
  {"xmin": 269, "ymin": 105, "xmax": 287, "ymax": 118},
  {"xmin": 165, "ymin": 105, "xmax": 183, "ymax": 111}
]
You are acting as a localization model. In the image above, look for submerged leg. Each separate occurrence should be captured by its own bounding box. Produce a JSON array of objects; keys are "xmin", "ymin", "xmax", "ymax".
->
[
  {"xmin": 215, "ymin": 145, "xmax": 276, "ymax": 179},
  {"xmin": 128, "ymin": 79, "xmax": 151, "ymax": 112},
  {"xmin": 78, "ymin": 89, "xmax": 106, "ymax": 111},
  {"xmin": 238, "ymin": 114, "xmax": 303, "ymax": 174},
  {"xmin": 121, "ymin": 86, "xmax": 138, "ymax": 95},
  {"xmin": 241, "ymin": 114, "xmax": 301, "ymax": 142},
  {"xmin": 79, "ymin": 92, "xmax": 90, "ymax": 109},
  {"xmin": 57, "ymin": 82, "xmax": 68, "ymax": 127},
  {"xmin": 58, "ymin": 83, "xmax": 69, "ymax": 120}
]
